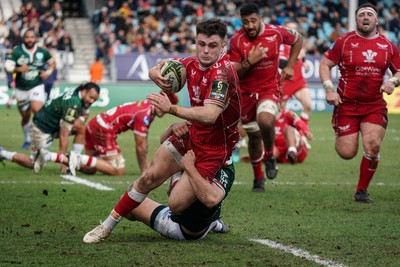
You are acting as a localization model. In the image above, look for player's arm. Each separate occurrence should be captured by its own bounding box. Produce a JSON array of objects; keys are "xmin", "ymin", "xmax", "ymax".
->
[
  {"xmin": 180, "ymin": 150, "xmax": 225, "ymax": 208},
  {"xmin": 160, "ymin": 121, "xmax": 190, "ymax": 144},
  {"xmin": 134, "ymin": 134, "xmax": 148, "ymax": 174},
  {"xmin": 59, "ymin": 120, "xmax": 72, "ymax": 156},
  {"xmin": 319, "ymin": 56, "xmax": 342, "ymax": 106},
  {"xmin": 148, "ymin": 92, "xmax": 223, "ymax": 125},
  {"xmin": 232, "ymin": 43, "xmax": 267, "ymax": 77},
  {"xmin": 281, "ymin": 34, "xmax": 303, "ymax": 81},
  {"xmin": 149, "ymin": 60, "xmax": 172, "ymax": 90}
]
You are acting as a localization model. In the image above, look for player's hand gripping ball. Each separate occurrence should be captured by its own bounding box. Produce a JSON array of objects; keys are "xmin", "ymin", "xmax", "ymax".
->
[{"xmin": 160, "ymin": 60, "xmax": 186, "ymax": 93}]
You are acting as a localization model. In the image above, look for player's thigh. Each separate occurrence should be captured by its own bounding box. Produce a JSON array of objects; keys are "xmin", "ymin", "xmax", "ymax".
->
[
  {"xmin": 360, "ymin": 122, "xmax": 386, "ymax": 154},
  {"xmin": 335, "ymin": 133, "xmax": 359, "ymax": 159},
  {"xmin": 138, "ymin": 145, "xmax": 181, "ymax": 191},
  {"xmin": 294, "ymin": 88, "xmax": 311, "ymax": 106},
  {"xmin": 168, "ymin": 173, "xmax": 196, "ymax": 213}
]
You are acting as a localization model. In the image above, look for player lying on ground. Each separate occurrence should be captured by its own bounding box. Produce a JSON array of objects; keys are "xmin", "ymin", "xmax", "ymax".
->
[{"xmin": 84, "ymin": 122, "xmax": 235, "ymax": 242}]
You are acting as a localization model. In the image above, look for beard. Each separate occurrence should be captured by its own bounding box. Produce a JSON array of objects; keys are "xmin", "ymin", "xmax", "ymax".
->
[{"xmin": 24, "ymin": 41, "xmax": 35, "ymax": 49}]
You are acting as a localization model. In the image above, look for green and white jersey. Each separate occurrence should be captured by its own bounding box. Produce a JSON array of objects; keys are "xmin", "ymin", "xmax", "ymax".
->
[
  {"xmin": 171, "ymin": 163, "xmax": 235, "ymax": 232},
  {"xmin": 9, "ymin": 44, "xmax": 53, "ymax": 90},
  {"xmin": 33, "ymin": 89, "xmax": 83, "ymax": 135}
]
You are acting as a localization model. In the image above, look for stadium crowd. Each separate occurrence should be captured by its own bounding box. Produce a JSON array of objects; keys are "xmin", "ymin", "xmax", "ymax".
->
[
  {"xmin": 1, "ymin": 0, "xmax": 399, "ymax": 70},
  {"xmin": 92, "ymin": 0, "xmax": 400, "ymax": 64}
]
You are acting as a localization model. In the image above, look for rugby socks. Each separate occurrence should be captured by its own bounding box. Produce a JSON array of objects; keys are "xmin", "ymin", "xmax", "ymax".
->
[
  {"xmin": 300, "ymin": 112, "xmax": 309, "ymax": 124},
  {"xmin": 46, "ymin": 152, "xmax": 65, "ymax": 164},
  {"xmin": 79, "ymin": 155, "xmax": 97, "ymax": 168},
  {"xmin": 113, "ymin": 187, "xmax": 147, "ymax": 218},
  {"xmin": 72, "ymin": 143, "xmax": 84, "ymax": 154},
  {"xmin": 0, "ymin": 149, "xmax": 16, "ymax": 161},
  {"xmin": 251, "ymin": 155, "xmax": 264, "ymax": 180},
  {"xmin": 22, "ymin": 122, "xmax": 31, "ymax": 143},
  {"xmin": 356, "ymin": 153, "xmax": 379, "ymax": 191},
  {"xmin": 103, "ymin": 188, "xmax": 147, "ymax": 229}
]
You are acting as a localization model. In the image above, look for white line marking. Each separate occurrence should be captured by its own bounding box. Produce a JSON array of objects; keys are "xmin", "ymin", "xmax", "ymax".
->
[
  {"xmin": 59, "ymin": 174, "xmax": 114, "ymax": 191},
  {"xmin": 250, "ymin": 239, "xmax": 347, "ymax": 267}
]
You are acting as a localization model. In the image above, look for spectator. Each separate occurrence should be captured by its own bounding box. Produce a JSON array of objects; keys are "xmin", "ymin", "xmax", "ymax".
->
[{"xmin": 90, "ymin": 57, "xmax": 105, "ymax": 83}]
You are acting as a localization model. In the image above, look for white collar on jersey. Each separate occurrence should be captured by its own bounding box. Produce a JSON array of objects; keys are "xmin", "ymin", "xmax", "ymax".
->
[{"xmin": 355, "ymin": 30, "xmax": 379, "ymax": 39}]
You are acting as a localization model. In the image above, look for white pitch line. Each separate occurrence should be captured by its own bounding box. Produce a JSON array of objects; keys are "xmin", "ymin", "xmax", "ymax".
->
[
  {"xmin": 250, "ymin": 239, "xmax": 347, "ymax": 267},
  {"xmin": 59, "ymin": 174, "xmax": 114, "ymax": 191}
]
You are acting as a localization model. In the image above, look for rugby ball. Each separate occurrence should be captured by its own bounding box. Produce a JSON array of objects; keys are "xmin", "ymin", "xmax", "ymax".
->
[{"xmin": 160, "ymin": 60, "xmax": 186, "ymax": 93}]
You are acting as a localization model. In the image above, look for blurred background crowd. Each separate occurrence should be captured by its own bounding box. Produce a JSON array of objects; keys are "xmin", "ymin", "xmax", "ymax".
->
[{"xmin": 0, "ymin": 0, "xmax": 399, "ymax": 80}]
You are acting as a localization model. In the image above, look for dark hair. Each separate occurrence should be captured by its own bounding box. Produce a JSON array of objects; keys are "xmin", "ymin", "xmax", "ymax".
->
[
  {"xmin": 240, "ymin": 3, "xmax": 260, "ymax": 17},
  {"xmin": 356, "ymin": 3, "xmax": 378, "ymax": 15},
  {"xmin": 196, "ymin": 18, "xmax": 227, "ymax": 39},
  {"xmin": 76, "ymin": 82, "xmax": 100, "ymax": 94}
]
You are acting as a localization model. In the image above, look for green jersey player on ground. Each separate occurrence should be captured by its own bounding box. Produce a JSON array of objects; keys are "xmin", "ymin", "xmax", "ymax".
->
[
  {"xmin": 4, "ymin": 28, "xmax": 55, "ymax": 150},
  {"xmin": 0, "ymin": 82, "xmax": 100, "ymax": 174},
  {"xmin": 85, "ymin": 149, "xmax": 234, "ymax": 242}
]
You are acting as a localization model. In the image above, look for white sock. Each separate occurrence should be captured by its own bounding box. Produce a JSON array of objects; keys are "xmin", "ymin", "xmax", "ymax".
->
[
  {"xmin": 288, "ymin": 146, "xmax": 297, "ymax": 154},
  {"xmin": 48, "ymin": 152, "xmax": 64, "ymax": 163},
  {"xmin": 300, "ymin": 112, "xmax": 309, "ymax": 121},
  {"xmin": 103, "ymin": 210, "xmax": 122, "ymax": 230},
  {"xmin": 80, "ymin": 155, "xmax": 97, "ymax": 168},
  {"xmin": 72, "ymin": 143, "xmax": 84, "ymax": 154},
  {"xmin": 23, "ymin": 122, "xmax": 32, "ymax": 142},
  {"xmin": 1, "ymin": 150, "xmax": 16, "ymax": 161}
]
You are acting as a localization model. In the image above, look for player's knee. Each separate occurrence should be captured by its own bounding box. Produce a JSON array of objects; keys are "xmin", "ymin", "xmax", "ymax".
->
[
  {"xmin": 336, "ymin": 147, "xmax": 357, "ymax": 160},
  {"xmin": 81, "ymin": 167, "xmax": 97, "ymax": 175},
  {"xmin": 168, "ymin": 199, "xmax": 184, "ymax": 213},
  {"xmin": 113, "ymin": 168, "xmax": 125, "ymax": 176}
]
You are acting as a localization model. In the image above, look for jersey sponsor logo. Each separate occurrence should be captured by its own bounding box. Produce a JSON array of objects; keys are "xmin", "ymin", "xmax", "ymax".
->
[
  {"xmin": 143, "ymin": 115, "xmax": 150, "ymax": 126},
  {"xmin": 377, "ymin": 43, "xmax": 388, "ymax": 50},
  {"xmin": 351, "ymin": 43, "xmax": 359, "ymax": 48},
  {"xmin": 337, "ymin": 124, "xmax": 350, "ymax": 132},
  {"xmin": 209, "ymin": 80, "xmax": 228, "ymax": 101},
  {"xmin": 243, "ymin": 42, "xmax": 250, "ymax": 47},
  {"xmin": 17, "ymin": 56, "xmax": 29, "ymax": 65},
  {"xmin": 65, "ymin": 107, "xmax": 78, "ymax": 123},
  {"xmin": 362, "ymin": 50, "xmax": 377, "ymax": 63},
  {"xmin": 36, "ymin": 52, "xmax": 44, "ymax": 61},
  {"xmin": 191, "ymin": 86, "xmax": 202, "ymax": 103},
  {"xmin": 265, "ymin": 35, "xmax": 277, "ymax": 41},
  {"xmin": 218, "ymin": 169, "xmax": 229, "ymax": 188},
  {"xmin": 213, "ymin": 63, "xmax": 222, "ymax": 69},
  {"xmin": 202, "ymin": 76, "xmax": 208, "ymax": 85}
]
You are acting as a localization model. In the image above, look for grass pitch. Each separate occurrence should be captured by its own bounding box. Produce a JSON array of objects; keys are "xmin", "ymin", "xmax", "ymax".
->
[{"xmin": 0, "ymin": 108, "xmax": 399, "ymax": 267}]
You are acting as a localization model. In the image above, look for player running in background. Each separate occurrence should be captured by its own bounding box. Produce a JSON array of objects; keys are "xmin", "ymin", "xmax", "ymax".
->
[
  {"xmin": 0, "ymin": 82, "xmax": 99, "ymax": 173},
  {"xmin": 319, "ymin": 3, "xmax": 400, "ymax": 203},
  {"xmin": 4, "ymin": 28, "xmax": 55, "ymax": 150},
  {"xmin": 228, "ymin": 3, "xmax": 303, "ymax": 191},
  {"xmin": 279, "ymin": 21, "xmax": 312, "ymax": 126}
]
